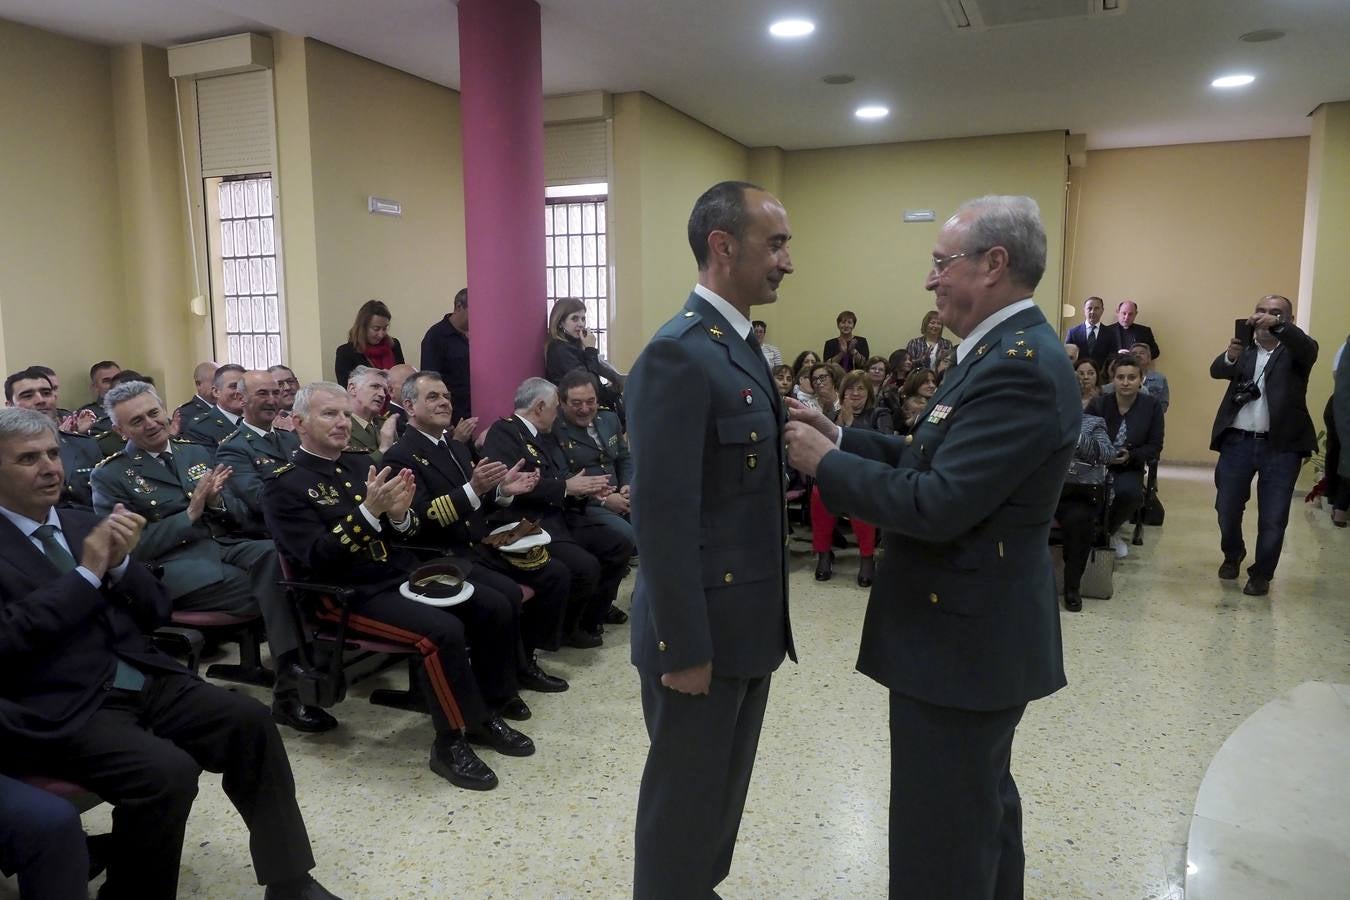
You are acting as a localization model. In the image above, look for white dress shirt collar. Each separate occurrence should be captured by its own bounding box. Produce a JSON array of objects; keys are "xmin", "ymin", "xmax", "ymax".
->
[
  {"xmin": 515, "ymin": 414, "xmax": 539, "ymax": 438},
  {"xmin": 244, "ymin": 420, "xmax": 271, "ymax": 438},
  {"xmin": 957, "ymin": 298, "xmax": 1038, "ymax": 364},
  {"xmin": 416, "ymin": 427, "xmax": 447, "ymax": 445},
  {"xmin": 693, "ymin": 284, "xmax": 752, "ymax": 340},
  {"xmin": 214, "ymin": 406, "xmax": 240, "ymax": 425},
  {"xmin": 0, "ymin": 504, "xmax": 58, "ymax": 539}
]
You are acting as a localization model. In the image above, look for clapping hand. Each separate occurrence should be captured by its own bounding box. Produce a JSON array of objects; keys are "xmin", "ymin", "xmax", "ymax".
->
[
  {"xmin": 452, "ymin": 417, "xmax": 479, "ymax": 444},
  {"xmin": 469, "ymin": 458, "xmax": 510, "ymax": 495},
  {"xmin": 498, "ymin": 460, "xmax": 539, "ymax": 497},
  {"xmin": 104, "ymin": 503, "xmax": 147, "ymax": 567},
  {"xmin": 365, "ymin": 466, "xmax": 416, "ymax": 520},
  {"xmin": 565, "ymin": 471, "xmax": 611, "ymax": 498},
  {"xmin": 186, "ymin": 465, "xmax": 232, "ymax": 522},
  {"xmin": 273, "ymin": 411, "xmax": 296, "ymax": 432},
  {"xmin": 377, "ymin": 415, "xmax": 399, "ymax": 452}
]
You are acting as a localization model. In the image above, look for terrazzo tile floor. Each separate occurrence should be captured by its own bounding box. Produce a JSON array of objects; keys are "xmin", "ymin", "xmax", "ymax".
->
[{"xmin": 6, "ymin": 466, "xmax": 1348, "ymax": 899}]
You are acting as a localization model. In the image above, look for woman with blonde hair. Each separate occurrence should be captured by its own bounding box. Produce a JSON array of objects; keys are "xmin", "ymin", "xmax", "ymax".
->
[{"xmin": 904, "ymin": 310, "xmax": 954, "ymax": 372}]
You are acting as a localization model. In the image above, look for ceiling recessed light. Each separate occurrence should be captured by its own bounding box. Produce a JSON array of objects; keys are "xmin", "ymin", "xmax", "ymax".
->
[
  {"xmin": 1212, "ymin": 74, "xmax": 1256, "ymax": 88},
  {"xmin": 769, "ymin": 19, "xmax": 815, "ymax": 38},
  {"xmin": 855, "ymin": 105, "xmax": 889, "ymax": 120}
]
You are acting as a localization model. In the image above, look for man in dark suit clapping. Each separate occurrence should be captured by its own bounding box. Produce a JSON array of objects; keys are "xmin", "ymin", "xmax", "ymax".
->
[
  {"xmin": 787, "ymin": 195, "xmax": 1076, "ymax": 898},
  {"xmin": 0, "ymin": 407, "xmax": 339, "ymax": 900},
  {"xmin": 627, "ymin": 181, "xmax": 796, "ymax": 898}
]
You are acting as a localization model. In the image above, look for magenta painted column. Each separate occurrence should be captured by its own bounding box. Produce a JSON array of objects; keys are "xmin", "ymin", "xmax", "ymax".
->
[{"xmin": 458, "ymin": 0, "xmax": 546, "ymax": 421}]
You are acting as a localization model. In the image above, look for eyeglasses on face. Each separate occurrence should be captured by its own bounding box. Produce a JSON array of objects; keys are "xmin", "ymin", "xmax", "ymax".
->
[{"xmin": 931, "ymin": 247, "xmax": 988, "ymax": 275}]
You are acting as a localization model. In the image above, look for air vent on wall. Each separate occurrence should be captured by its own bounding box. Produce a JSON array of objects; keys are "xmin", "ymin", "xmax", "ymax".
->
[{"xmin": 940, "ymin": 0, "xmax": 1125, "ymax": 32}]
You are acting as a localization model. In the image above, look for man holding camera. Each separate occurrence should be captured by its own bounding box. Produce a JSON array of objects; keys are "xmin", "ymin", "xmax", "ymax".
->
[{"xmin": 1210, "ymin": 294, "xmax": 1318, "ymax": 596}]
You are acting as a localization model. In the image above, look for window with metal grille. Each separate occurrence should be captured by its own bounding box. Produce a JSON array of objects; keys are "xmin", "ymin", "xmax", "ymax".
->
[
  {"xmin": 545, "ymin": 185, "xmax": 609, "ymax": 357},
  {"xmin": 211, "ymin": 173, "xmax": 284, "ymax": 368}
]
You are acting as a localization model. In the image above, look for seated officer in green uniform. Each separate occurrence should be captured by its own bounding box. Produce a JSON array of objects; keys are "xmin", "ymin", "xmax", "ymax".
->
[
  {"xmin": 555, "ymin": 367, "xmax": 634, "ymax": 549},
  {"xmin": 91, "ymin": 380, "xmax": 335, "ymax": 734},
  {"xmin": 4, "ymin": 367, "xmax": 103, "ymax": 510},
  {"xmin": 182, "ymin": 364, "xmax": 246, "ymax": 449},
  {"xmin": 343, "ymin": 366, "xmax": 398, "ymax": 463},
  {"xmin": 383, "ymin": 370, "xmax": 569, "ymax": 687},
  {"xmin": 218, "ymin": 369, "xmax": 300, "ymax": 530},
  {"xmin": 175, "ymin": 361, "xmax": 220, "ymax": 423}
]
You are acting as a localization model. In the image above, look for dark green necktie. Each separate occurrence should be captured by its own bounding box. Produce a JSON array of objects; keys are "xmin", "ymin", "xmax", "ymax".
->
[{"xmin": 33, "ymin": 523, "xmax": 145, "ymax": 691}]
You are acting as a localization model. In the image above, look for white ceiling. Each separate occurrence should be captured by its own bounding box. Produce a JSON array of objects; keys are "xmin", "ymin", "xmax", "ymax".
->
[{"xmin": 4, "ymin": 0, "xmax": 1349, "ymax": 151}]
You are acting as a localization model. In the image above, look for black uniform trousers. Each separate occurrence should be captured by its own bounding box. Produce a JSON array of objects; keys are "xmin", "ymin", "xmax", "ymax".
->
[
  {"xmin": 888, "ymin": 693, "xmax": 1027, "ymax": 900},
  {"xmin": 551, "ymin": 511, "xmax": 633, "ymax": 634},
  {"xmin": 634, "ymin": 671, "xmax": 771, "ymax": 900},
  {"xmin": 473, "ymin": 550, "xmax": 570, "ymax": 656},
  {"xmin": 316, "ymin": 584, "xmax": 519, "ymax": 730},
  {"xmin": 2, "ymin": 672, "xmax": 313, "ymax": 900}
]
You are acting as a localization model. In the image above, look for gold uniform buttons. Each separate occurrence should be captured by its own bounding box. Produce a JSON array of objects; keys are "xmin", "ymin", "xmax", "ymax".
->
[
  {"xmin": 930, "ymin": 593, "xmax": 939, "ymax": 604},
  {"xmin": 723, "ymin": 572, "xmax": 734, "ymax": 584},
  {"xmin": 658, "ymin": 641, "xmax": 668, "ymax": 651},
  {"xmin": 749, "ymin": 431, "xmax": 758, "ymax": 441},
  {"xmin": 344, "ymin": 482, "xmax": 352, "ymax": 488},
  {"xmin": 905, "ymin": 435, "xmax": 914, "ymax": 445}
]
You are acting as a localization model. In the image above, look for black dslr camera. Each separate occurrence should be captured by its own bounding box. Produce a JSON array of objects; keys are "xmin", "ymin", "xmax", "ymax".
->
[{"xmin": 1231, "ymin": 380, "xmax": 1262, "ymax": 408}]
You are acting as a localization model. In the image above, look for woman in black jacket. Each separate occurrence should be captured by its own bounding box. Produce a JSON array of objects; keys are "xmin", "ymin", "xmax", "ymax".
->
[
  {"xmin": 545, "ymin": 298, "xmax": 623, "ymax": 408},
  {"xmin": 1087, "ymin": 355, "xmax": 1164, "ymax": 553},
  {"xmin": 334, "ymin": 299, "xmax": 405, "ymax": 387}
]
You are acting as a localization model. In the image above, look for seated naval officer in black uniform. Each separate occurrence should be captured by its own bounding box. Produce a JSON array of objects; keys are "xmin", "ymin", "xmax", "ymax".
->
[
  {"xmin": 175, "ymin": 361, "xmax": 220, "ymax": 423},
  {"xmin": 0, "ymin": 408, "xmax": 340, "ymax": 900},
  {"xmin": 182, "ymin": 363, "xmax": 246, "ymax": 449},
  {"xmin": 218, "ymin": 369, "xmax": 302, "ymax": 531},
  {"xmin": 90, "ymin": 380, "xmax": 334, "ymax": 733},
  {"xmin": 262, "ymin": 382, "xmax": 534, "ymax": 791},
  {"xmin": 5, "ymin": 367, "xmax": 102, "ymax": 510},
  {"xmin": 384, "ymin": 371, "xmax": 568, "ymax": 691},
  {"xmin": 481, "ymin": 378, "xmax": 634, "ymax": 648}
]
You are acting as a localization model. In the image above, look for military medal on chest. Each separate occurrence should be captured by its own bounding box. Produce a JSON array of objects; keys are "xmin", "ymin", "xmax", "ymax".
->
[
  {"xmin": 186, "ymin": 462, "xmax": 210, "ymax": 482},
  {"xmin": 742, "ymin": 388, "xmax": 753, "ymax": 406},
  {"xmin": 307, "ymin": 483, "xmax": 341, "ymax": 506},
  {"xmin": 927, "ymin": 403, "xmax": 954, "ymax": 425},
  {"xmin": 125, "ymin": 468, "xmax": 154, "ymax": 494}
]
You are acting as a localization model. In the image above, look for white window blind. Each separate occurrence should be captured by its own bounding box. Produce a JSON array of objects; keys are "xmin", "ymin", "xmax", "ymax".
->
[
  {"xmin": 196, "ymin": 71, "xmax": 276, "ymax": 177},
  {"xmin": 544, "ymin": 120, "xmax": 609, "ymax": 186}
]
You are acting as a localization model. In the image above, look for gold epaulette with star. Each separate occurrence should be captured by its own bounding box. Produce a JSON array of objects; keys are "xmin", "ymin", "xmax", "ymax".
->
[
  {"xmin": 266, "ymin": 463, "xmax": 295, "ymax": 479},
  {"xmin": 171, "ymin": 437, "xmax": 197, "ymax": 445},
  {"xmin": 1001, "ymin": 338, "xmax": 1038, "ymax": 361}
]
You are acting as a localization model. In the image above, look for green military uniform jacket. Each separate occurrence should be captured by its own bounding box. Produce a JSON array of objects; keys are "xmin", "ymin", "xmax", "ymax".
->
[
  {"xmin": 217, "ymin": 424, "xmax": 300, "ymax": 525},
  {"xmin": 345, "ymin": 414, "xmax": 386, "ymax": 464},
  {"xmin": 90, "ymin": 438, "xmax": 253, "ymax": 601},
  {"xmin": 182, "ymin": 406, "xmax": 239, "ymax": 449},
  {"xmin": 815, "ymin": 304, "xmax": 1076, "ymax": 712},
  {"xmin": 555, "ymin": 410, "xmax": 632, "ymax": 489}
]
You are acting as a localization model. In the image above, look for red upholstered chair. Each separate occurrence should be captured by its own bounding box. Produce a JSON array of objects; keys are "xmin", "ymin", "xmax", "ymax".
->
[
  {"xmin": 168, "ymin": 610, "xmax": 273, "ymax": 687},
  {"xmin": 19, "ymin": 775, "xmax": 102, "ymax": 813},
  {"xmin": 275, "ymin": 555, "xmax": 426, "ymax": 713}
]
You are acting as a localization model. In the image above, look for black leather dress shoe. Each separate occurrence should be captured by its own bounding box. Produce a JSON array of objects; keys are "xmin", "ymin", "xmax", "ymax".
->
[
  {"xmin": 857, "ymin": 557, "xmax": 875, "ymax": 588},
  {"xmin": 604, "ymin": 604, "xmax": 629, "ymax": 625},
  {"xmin": 814, "ymin": 552, "xmax": 832, "ymax": 582},
  {"xmin": 1242, "ymin": 576, "xmax": 1270, "ymax": 596},
  {"xmin": 1217, "ymin": 558, "xmax": 1243, "ymax": 580},
  {"xmin": 272, "ymin": 694, "xmax": 339, "ymax": 733},
  {"xmin": 1064, "ymin": 588, "xmax": 1083, "ymax": 612},
  {"xmin": 564, "ymin": 627, "xmax": 602, "ymax": 649},
  {"xmin": 430, "ymin": 735, "xmax": 498, "ymax": 790},
  {"xmin": 518, "ymin": 659, "xmax": 568, "ymax": 693},
  {"xmin": 467, "ymin": 715, "xmax": 536, "ymax": 757},
  {"xmin": 264, "ymin": 875, "xmax": 343, "ymax": 899},
  {"xmin": 500, "ymin": 696, "xmax": 532, "ymax": 721}
]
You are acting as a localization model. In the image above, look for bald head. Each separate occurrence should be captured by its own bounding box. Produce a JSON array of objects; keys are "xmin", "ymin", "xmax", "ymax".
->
[
  {"xmin": 387, "ymin": 364, "xmax": 416, "ymax": 405},
  {"xmin": 241, "ymin": 370, "xmax": 281, "ymax": 428},
  {"xmin": 192, "ymin": 361, "xmax": 220, "ymax": 402}
]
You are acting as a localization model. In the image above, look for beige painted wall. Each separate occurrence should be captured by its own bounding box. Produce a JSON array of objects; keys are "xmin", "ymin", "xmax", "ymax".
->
[
  {"xmin": 1299, "ymin": 102, "xmax": 1350, "ymax": 418},
  {"xmin": 0, "ymin": 18, "xmax": 130, "ymax": 406},
  {"xmin": 303, "ymin": 39, "xmax": 466, "ymax": 381},
  {"xmin": 609, "ymin": 92, "xmax": 750, "ymax": 368},
  {"xmin": 110, "ymin": 44, "xmax": 198, "ymax": 405},
  {"xmin": 769, "ymin": 131, "xmax": 1068, "ymax": 368},
  {"xmin": 1066, "ymin": 138, "xmax": 1309, "ymax": 463}
]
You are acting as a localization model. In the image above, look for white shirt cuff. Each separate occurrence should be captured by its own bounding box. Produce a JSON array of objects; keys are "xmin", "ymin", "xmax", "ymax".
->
[
  {"xmin": 358, "ymin": 504, "xmax": 383, "ymax": 531},
  {"xmin": 462, "ymin": 483, "xmax": 482, "ymax": 510}
]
